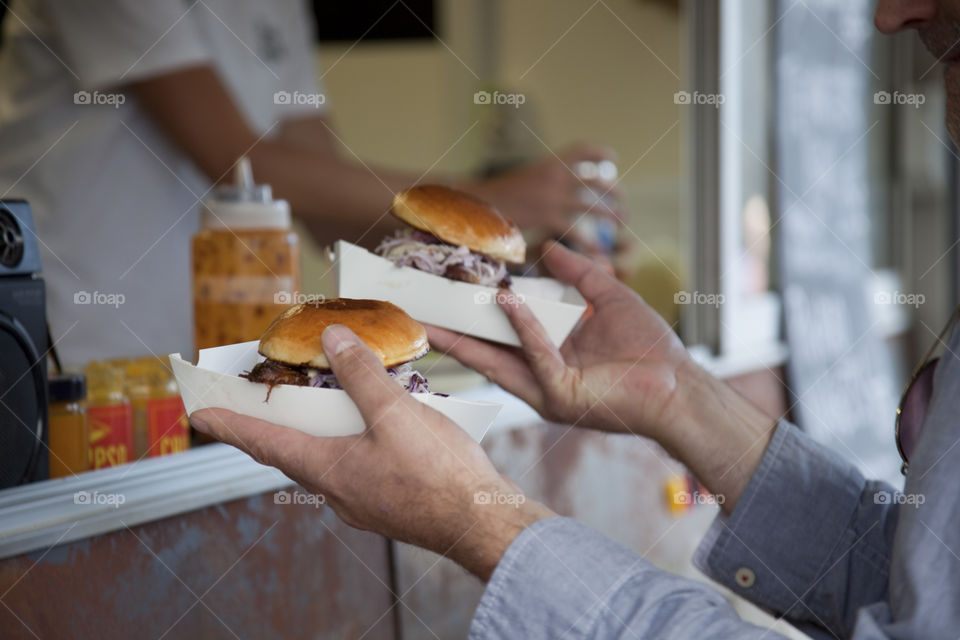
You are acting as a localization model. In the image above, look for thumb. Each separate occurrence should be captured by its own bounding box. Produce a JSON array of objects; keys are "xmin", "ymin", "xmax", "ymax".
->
[{"xmin": 322, "ymin": 324, "xmax": 411, "ymax": 427}]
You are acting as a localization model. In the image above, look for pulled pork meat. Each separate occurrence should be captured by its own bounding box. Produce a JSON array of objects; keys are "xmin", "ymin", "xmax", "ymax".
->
[{"xmin": 243, "ymin": 359, "xmax": 431, "ymax": 400}]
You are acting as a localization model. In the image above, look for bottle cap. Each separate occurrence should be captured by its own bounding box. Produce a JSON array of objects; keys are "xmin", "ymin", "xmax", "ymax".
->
[
  {"xmin": 48, "ymin": 374, "xmax": 87, "ymax": 403},
  {"xmin": 201, "ymin": 157, "xmax": 291, "ymax": 230},
  {"xmin": 84, "ymin": 361, "xmax": 125, "ymax": 390}
]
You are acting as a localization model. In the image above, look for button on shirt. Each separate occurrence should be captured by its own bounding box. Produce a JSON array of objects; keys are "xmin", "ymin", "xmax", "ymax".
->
[
  {"xmin": 734, "ymin": 567, "xmax": 755, "ymax": 589},
  {"xmin": 0, "ymin": 0, "xmax": 326, "ymax": 365},
  {"xmin": 470, "ymin": 324, "xmax": 960, "ymax": 639}
]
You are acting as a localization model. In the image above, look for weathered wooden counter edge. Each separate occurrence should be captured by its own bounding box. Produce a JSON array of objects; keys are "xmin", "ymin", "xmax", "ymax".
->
[{"xmin": 0, "ymin": 442, "xmax": 291, "ymax": 560}]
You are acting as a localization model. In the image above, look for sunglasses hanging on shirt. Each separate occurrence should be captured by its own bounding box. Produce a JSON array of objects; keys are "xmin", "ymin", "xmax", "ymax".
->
[{"xmin": 895, "ymin": 306, "xmax": 960, "ymax": 476}]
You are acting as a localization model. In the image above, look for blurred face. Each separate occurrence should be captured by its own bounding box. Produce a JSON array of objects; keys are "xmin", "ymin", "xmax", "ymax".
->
[{"xmin": 876, "ymin": 0, "xmax": 960, "ymax": 142}]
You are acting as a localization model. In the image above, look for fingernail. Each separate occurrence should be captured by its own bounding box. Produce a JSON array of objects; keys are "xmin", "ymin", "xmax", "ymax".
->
[
  {"xmin": 322, "ymin": 324, "xmax": 359, "ymax": 356},
  {"xmin": 497, "ymin": 289, "xmax": 518, "ymax": 310},
  {"xmin": 190, "ymin": 412, "xmax": 211, "ymax": 434}
]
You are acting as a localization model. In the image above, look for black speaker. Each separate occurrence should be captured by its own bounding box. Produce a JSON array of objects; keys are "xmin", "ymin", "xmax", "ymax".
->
[{"xmin": 0, "ymin": 199, "xmax": 48, "ymax": 488}]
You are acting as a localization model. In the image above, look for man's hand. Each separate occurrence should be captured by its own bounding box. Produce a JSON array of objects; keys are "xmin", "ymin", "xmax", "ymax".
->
[
  {"xmin": 428, "ymin": 242, "xmax": 778, "ymax": 513},
  {"xmin": 429, "ymin": 242, "xmax": 691, "ymax": 442},
  {"xmin": 190, "ymin": 325, "xmax": 554, "ymax": 580},
  {"xmin": 460, "ymin": 144, "xmax": 627, "ymax": 237}
]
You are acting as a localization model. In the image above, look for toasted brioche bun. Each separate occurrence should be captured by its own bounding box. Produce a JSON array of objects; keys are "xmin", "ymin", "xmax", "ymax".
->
[
  {"xmin": 258, "ymin": 299, "xmax": 429, "ymax": 370},
  {"xmin": 392, "ymin": 185, "xmax": 526, "ymax": 264}
]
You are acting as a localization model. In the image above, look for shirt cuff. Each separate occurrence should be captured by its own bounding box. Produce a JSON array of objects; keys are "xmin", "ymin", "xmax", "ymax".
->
[{"xmin": 693, "ymin": 419, "xmax": 865, "ymax": 618}]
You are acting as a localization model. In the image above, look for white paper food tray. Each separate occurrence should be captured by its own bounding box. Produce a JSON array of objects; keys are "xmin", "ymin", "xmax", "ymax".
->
[
  {"xmin": 169, "ymin": 341, "xmax": 501, "ymax": 442},
  {"xmin": 333, "ymin": 240, "xmax": 586, "ymax": 347}
]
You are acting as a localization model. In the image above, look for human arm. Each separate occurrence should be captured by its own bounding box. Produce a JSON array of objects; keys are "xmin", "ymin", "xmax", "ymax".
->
[
  {"xmin": 267, "ymin": 114, "xmax": 629, "ymax": 238},
  {"xmin": 133, "ymin": 67, "xmax": 626, "ymax": 243},
  {"xmin": 471, "ymin": 517, "xmax": 785, "ymax": 639},
  {"xmin": 133, "ymin": 66, "xmax": 627, "ymax": 245},
  {"xmin": 429, "ymin": 242, "xmax": 910, "ymax": 637},
  {"xmin": 693, "ymin": 420, "xmax": 900, "ymax": 639},
  {"xmin": 188, "ymin": 324, "xmax": 554, "ymax": 580},
  {"xmin": 130, "ymin": 66, "xmax": 419, "ymax": 245},
  {"xmin": 471, "ymin": 442, "xmax": 903, "ymax": 640}
]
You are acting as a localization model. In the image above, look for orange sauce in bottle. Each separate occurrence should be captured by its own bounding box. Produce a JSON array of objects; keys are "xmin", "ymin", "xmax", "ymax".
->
[
  {"xmin": 144, "ymin": 358, "xmax": 190, "ymax": 457},
  {"xmin": 47, "ymin": 374, "xmax": 90, "ymax": 478},
  {"xmin": 192, "ymin": 228, "xmax": 299, "ymax": 349},
  {"xmin": 191, "ymin": 157, "xmax": 300, "ymax": 353},
  {"xmin": 122, "ymin": 359, "xmax": 151, "ymax": 459}
]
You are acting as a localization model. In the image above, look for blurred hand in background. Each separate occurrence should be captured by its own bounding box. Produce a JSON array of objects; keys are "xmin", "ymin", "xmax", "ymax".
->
[{"xmin": 460, "ymin": 144, "xmax": 627, "ymax": 238}]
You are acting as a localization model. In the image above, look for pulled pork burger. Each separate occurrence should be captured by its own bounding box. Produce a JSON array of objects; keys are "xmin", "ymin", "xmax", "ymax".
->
[
  {"xmin": 374, "ymin": 185, "xmax": 526, "ymax": 288},
  {"xmin": 242, "ymin": 299, "xmax": 432, "ymax": 399}
]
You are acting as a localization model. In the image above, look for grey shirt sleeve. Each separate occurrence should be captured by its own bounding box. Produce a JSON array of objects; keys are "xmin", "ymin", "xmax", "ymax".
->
[
  {"xmin": 471, "ymin": 325, "xmax": 960, "ymax": 639},
  {"xmin": 693, "ymin": 420, "xmax": 899, "ymax": 639},
  {"xmin": 469, "ymin": 516, "xmax": 787, "ymax": 639},
  {"xmin": 467, "ymin": 421, "xmax": 898, "ymax": 640},
  {"xmin": 467, "ymin": 420, "xmax": 902, "ymax": 640}
]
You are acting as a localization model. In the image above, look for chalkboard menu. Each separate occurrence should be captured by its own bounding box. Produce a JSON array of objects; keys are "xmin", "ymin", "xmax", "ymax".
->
[
  {"xmin": 311, "ymin": 0, "xmax": 436, "ymax": 42},
  {"xmin": 775, "ymin": 0, "xmax": 902, "ymax": 484}
]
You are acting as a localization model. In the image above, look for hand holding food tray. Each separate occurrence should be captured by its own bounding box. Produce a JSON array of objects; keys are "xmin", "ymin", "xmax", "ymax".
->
[{"xmin": 170, "ymin": 300, "xmax": 501, "ymax": 442}]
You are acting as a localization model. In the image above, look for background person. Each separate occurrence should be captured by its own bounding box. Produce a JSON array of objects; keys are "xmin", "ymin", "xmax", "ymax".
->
[{"xmin": 0, "ymin": 0, "xmax": 621, "ymax": 364}]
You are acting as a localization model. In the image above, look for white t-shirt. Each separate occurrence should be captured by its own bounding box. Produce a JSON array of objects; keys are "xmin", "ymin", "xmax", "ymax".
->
[{"xmin": 0, "ymin": 0, "xmax": 326, "ymax": 365}]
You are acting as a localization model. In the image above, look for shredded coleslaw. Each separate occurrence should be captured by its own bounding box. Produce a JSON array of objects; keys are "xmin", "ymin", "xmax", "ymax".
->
[
  {"xmin": 374, "ymin": 229, "xmax": 510, "ymax": 287},
  {"xmin": 306, "ymin": 363, "xmax": 431, "ymax": 394}
]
